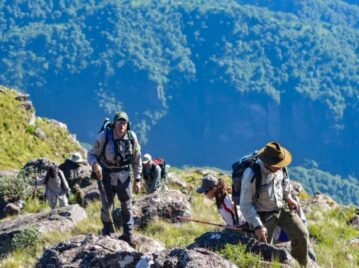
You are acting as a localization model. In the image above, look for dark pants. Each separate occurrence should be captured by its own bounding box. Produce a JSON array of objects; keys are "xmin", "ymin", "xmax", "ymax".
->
[
  {"xmin": 259, "ymin": 208, "xmax": 309, "ymax": 266},
  {"xmin": 101, "ymin": 171, "xmax": 133, "ymax": 237}
]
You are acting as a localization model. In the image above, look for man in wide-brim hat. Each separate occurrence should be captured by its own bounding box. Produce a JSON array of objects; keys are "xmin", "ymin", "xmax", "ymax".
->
[{"xmin": 239, "ymin": 142, "xmax": 309, "ymax": 266}]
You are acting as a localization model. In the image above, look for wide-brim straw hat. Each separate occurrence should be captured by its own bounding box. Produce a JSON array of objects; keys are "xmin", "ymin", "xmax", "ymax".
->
[{"xmin": 256, "ymin": 142, "xmax": 292, "ymax": 168}]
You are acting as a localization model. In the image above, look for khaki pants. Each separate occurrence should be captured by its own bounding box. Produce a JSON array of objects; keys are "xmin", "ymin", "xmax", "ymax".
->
[{"xmin": 260, "ymin": 208, "xmax": 309, "ymax": 266}]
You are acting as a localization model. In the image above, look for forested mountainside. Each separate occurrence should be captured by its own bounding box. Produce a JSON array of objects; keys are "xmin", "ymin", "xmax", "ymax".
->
[{"xmin": 0, "ymin": 1, "xmax": 358, "ymax": 180}]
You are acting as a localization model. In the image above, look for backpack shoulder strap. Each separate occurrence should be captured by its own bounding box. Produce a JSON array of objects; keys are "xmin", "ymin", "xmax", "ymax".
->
[
  {"xmin": 250, "ymin": 162, "xmax": 262, "ymax": 199},
  {"xmin": 101, "ymin": 127, "xmax": 112, "ymax": 157},
  {"xmin": 222, "ymin": 196, "xmax": 237, "ymax": 226}
]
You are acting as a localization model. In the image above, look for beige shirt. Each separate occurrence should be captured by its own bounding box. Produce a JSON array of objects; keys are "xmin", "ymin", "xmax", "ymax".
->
[
  {"xmin": 239, "ymin": 160, "xmax": 292, "ymax": 228},
  {"xmin": 87, "ymin": 129, "xmax": 142, "ymax": 181}
]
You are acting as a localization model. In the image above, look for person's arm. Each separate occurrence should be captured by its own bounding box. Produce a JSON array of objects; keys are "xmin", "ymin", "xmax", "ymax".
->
[
  {"xmin": 87, "ymin": 132, "xmax": 106, "ymax": 179},
  {"xmin": 282, "ymin": 168, "xmax": 300, "ymax": 211},
  {"xmin": 239, "ymin": 168, "xmax": 263, "ymax": 229},
  {"xmin": 130, "ymin": 131, "xmax": 142, "ymax": 193},
  {"xmin": 130, "ymin": 131, "xmax": 142, "ymax": 182},
  {"xmin": 154, "ymin": 164, "xmax": 161, "ymax": 181}
]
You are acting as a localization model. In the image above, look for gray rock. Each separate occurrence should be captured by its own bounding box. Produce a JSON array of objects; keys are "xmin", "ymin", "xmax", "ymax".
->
[
  {"xmin": 48, "ymin": 119, "xmax": 67, "ymax": 129},
  {"xmin": 153, "ymin": 247, "xmax": 238, "ymax": 268},
  {"xmin": 17, "ymin": 101, "xmax": 34, "ymax": 112},
  {"xmin": 133, "ymin": 190, "xmax": 191, "ymax": 228},
  {"xmin": 36, "ymin": 234, "xmax": 237, "ymax": 268},
  {"xmin": 188, "ymin": 230, "xmax": 295, "ymax": 265},
  {"xmin": 0, "ymin": 204, "xmax": 87, "ymax": 255},
  {"xmin": 15, "ymin": 93, "xmax": 30, "ymax": 102},
  {"xmin": 349, "ymin": 215, "xmax": 359, "ymax": 229},
  {"xmin": 34, "ymin": 128, "xmax": 47, "ymax": 140},
  {"xmin": 58, "ymin": 159, "xmax": 93, "ymax": 189},
  {"xmin": 82, "ymin": 183, "xmax": 100, "ymax": 206},
  {"xmin": 134, "ymin": 234, "xmax": 166, "ymax": 254},
  {"xmin": 4, "ymin": 203, "xmax": 21, "ymax": 216},
  {"xmin": 36, "ymin": 234, "xmax": 141, "ymax": 268},
  {"xmin": 166, "ymin": 172, "xmax": 187, "ymax": 188},
  {"xmin": 22, "ymin": 158, "xmax": 57, "ymax": 177},
  {"xmin": 349, "ymin": 237, "xmax": 359, "ymax": 247}
]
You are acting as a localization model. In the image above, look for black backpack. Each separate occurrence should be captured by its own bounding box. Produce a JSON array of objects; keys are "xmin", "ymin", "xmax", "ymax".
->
[
  {"xmin": 231, "ymin": 151, "xmax": 261, "ymax": 205},
  {"xmin": 152, "ymin": 157, "xmax": 167, "ymax": 179}
]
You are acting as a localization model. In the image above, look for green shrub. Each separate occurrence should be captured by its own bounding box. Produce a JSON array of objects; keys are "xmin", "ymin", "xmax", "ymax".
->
[
  {"xmin": 0, "ymin": 172, "xmax": 34, "ymax": 201},
  {"xmin": 11, "ymin": 226, "xmax": 40, "ymax": 250}
]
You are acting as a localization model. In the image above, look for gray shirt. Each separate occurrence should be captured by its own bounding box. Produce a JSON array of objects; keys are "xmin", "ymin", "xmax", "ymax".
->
[
  {"xmin": 239, "ymin": 160, "xmax": 292, "ymax": 228},
  {"xmin": 37, "ymin": 169, "xmax": 70, "ymax": 196},
  {"xmin": 87, "ymin": 129, "xmax": 142, "ymax": 181}
]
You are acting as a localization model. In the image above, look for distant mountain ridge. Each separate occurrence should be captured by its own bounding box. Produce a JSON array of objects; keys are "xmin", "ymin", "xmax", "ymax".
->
[{"xmin": 0, "ymin": 1, "xmax": 358, "ymax": 179}]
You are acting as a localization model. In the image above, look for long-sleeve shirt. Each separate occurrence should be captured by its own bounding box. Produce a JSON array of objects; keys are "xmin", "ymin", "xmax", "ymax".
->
[
  {"xmin": 239, "ymin": 160, "xmax": 292, "ymax": 228},
  {"xmin": 37, "ymin": 169, "xmax": 70, "ymax": 196},
  {"xmin": 219, "ymin": 195, "xmax": 246, "ymax": 227},
  {"xmin": 87, "ymin": 129, "xmax": 142, "ymax": 181}
]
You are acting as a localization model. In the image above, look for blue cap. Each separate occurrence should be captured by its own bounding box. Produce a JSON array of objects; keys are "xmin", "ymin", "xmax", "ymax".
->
[{"xmin": 196, "ymin": 175, "xmax": 219, "ymax": 193}]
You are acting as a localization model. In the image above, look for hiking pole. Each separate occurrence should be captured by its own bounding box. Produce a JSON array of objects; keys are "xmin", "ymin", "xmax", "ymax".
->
[
  {"xmin": 177, "ymin": 216, "xmax": 254, "ymax": 233},
  {"xmin": 96, "ymin": 176, "xmax": 117, "ymax": 233}
]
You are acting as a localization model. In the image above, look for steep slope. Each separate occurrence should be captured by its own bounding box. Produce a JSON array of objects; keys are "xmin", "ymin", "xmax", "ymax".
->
[{"xmin": 0, "ymin": 86, "xmax": 83, "ymax": 169}]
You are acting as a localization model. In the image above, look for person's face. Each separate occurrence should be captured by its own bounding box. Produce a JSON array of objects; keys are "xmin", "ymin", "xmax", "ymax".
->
[
  {"xmin": 205, "ymin": 186, "xmax": 217, "ymax": 200},
  {"xmin": 115, "ymin": 119, "xmax": 128, "ymax": 136},
  {"xmin": 265, "ymin": 164, "xmax": 282, "ymax": 173}
]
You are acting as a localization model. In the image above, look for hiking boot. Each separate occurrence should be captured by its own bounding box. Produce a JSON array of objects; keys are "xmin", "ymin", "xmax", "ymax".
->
[
  {"xmin": 102, "ymin": 222, "xmax": 114, "ymax": 236},
  {"xmin": 118, "ymin": 234, "xmax": 135, "ymax": 247}
]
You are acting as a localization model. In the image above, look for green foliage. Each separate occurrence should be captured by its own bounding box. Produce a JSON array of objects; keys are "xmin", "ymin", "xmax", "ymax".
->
[
  {"xmin": 11, "ymin": 226, "xmax": 40, "ymax": 250},
  {"xmin": 218, "ymin": 244, "xmax": 264, "ymax": 267},
  {"xmin": 0, "ymin": 172, "xmax": 34, "ymax": 201},
  {"xmin": 306, "ymin": 206, "xmax": 359, "ymax": 267},
  {"xmin": 0, "ymin": 87, "xmax": 83, "ymax": 170},
  {"xmin": 290, "ymin": 166, "xmax": 359, "ymax": 206}
]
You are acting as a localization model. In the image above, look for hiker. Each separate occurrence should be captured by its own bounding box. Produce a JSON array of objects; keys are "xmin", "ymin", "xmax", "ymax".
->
[
  {"xmin": 142, "ymin": 153, "xmax": 162, "ymax": 193},
  {"xmin": 59, "ymin": 152, "xmax": 92, "ymax": 189},
  {"xmin": 36, "ymin": 165, "xmax": 70, "ymax": 209},
  {"xmin": 87, "ymin": 111, "xmax": 142, "ymax": 246},
  {"xmin": 197, "ymin": 175, "xmax": 246, "ymax": 228},
  {"xmin": 240, "ymin": 141, "xmax": 309, "ymax": 266}
]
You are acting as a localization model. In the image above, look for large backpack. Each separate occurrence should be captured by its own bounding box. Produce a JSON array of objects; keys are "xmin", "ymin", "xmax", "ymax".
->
[
  {"xmin": 231, "ymin": 151, "xmax": 261, "ymax": 205},
  {"xmin": 152, "ymin": 157, "xmax": 167, "ymax": 179},
  {"xmin": 231, "ymin": 151, "xmax": 289, "ymax": 205},
  {"xmin": 98, "ymin": 118, "xmax": 135, "ymax": 166}
]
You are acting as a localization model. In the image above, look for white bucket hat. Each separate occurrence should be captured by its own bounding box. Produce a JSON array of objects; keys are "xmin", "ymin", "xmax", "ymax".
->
[
  {"xmin": 70, "ymin": 152, "xmax": 84, "ymax": 163},
  {"xmin": 142, "ymin": 153, "xmax": 152, "ymax": 164}
]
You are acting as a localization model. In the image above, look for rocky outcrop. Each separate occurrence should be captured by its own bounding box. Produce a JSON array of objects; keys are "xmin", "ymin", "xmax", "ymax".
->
[
  {"xmin": 81, "ymin": 183, "xmax": 100, "ymax": 206},
  {"xmin": 113, "ymin": 190, "xmax": 191, "ymax": 229},
  {"xmin": 349, "ymin": 215, "xmax": 359, "ymax": 229},
  {"xmin": 36, "ymin": 234, "xmax": 238, "ymax": 268},
  {"xmin": 303, "ymin": 193, "xmax": 339, "ymax": 212},
  {"xmin": 58, "ymin": 159, "xmax": 93, "ymax": 189},
  {"xmin": 0, "ymin": 204, "xmax": 87, "ymax": 255},
  {"xmin": 188, "ymin": 230, "xmax": 295, "ymax": 265},
  {"xmin": 166, "ymin": 172, "xmax": 188, "ymax": 188},
  {"xmin": 153, "ymin": 247, "xmax": 238, "ymax": 268},
  {"xmin": 22, "ymin": 158, "xmax": 57, "ymax": 176}
]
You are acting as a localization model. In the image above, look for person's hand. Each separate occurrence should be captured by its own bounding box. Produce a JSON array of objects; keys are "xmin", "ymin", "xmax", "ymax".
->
[
  {"xmin": 93, "ymin": 164, "xmax": 103, "ymax": 180},
  {"xmin": 287, "ymin": 196, "xmax": 300, "ymax": 212},
  {"xmin": 255, "ymin": 226, "xmax": 268, "ymax": 243},
  {"xmin": 134, "ymin": 181, "xmax": 141, "ymax": 193}
]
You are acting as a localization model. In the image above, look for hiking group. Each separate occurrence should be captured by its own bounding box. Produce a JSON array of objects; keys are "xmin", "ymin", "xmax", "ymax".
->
[{"xmin": 36, "ymin": 110, "xmax": 313, "ymax": 266}]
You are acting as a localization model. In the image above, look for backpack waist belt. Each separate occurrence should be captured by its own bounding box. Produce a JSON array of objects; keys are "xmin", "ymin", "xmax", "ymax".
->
[{"xmin": 102, "ymin": 165, "xmax": 130, "ymax": 173}]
